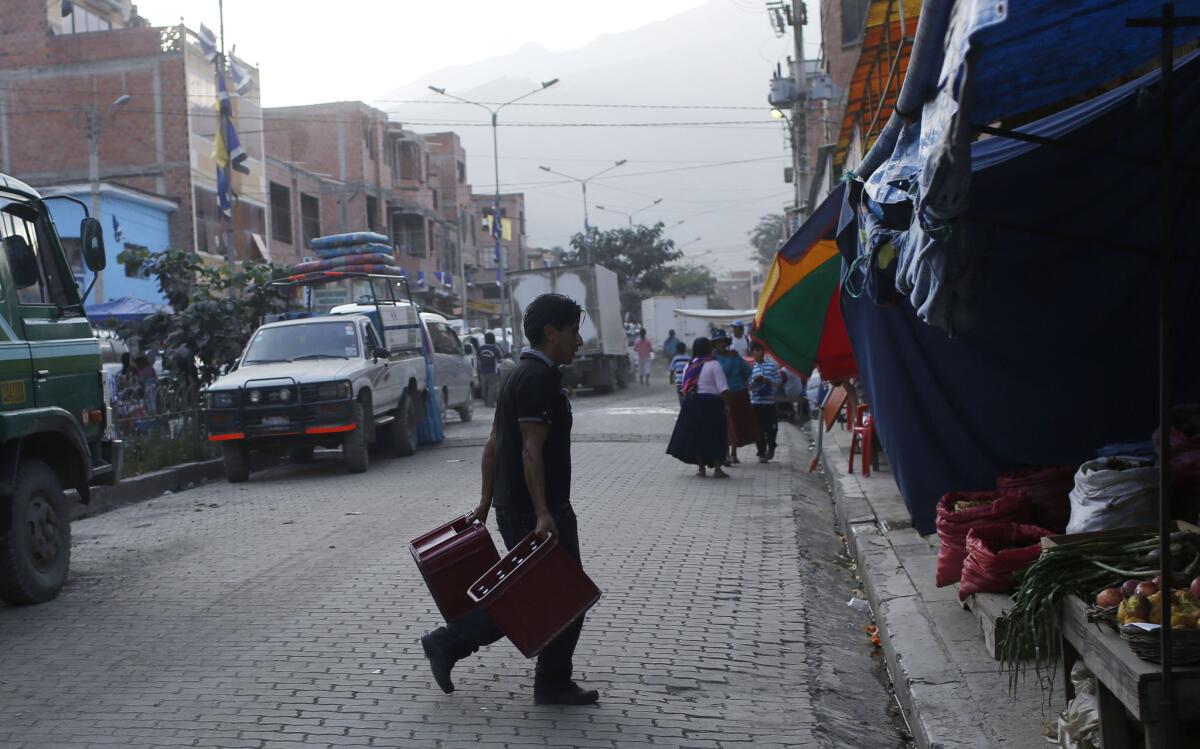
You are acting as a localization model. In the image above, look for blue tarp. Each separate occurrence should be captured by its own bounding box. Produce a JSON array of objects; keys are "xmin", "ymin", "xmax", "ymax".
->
[
  {"xmin": 839, "ymin": 48, "xmax": 1200, "ymax": 534},
  {"xmin": 856, "ymin": 1, "xmax": 1200, "ymax": 332},
  {"xmin": 85, "ymin": 296, "xmax": 169, "ymax": 322}
]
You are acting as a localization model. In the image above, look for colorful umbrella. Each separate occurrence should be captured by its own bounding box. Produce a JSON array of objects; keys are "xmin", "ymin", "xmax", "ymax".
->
[{"xmin": 754, "ymin": 183, "xmax": 856, "ymax": 381}]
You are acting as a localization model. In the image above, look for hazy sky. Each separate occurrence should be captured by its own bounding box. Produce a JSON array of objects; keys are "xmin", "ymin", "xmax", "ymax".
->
[{"xmin": 134, "ymin": 0, "xmax": 716, "ymax": 106}]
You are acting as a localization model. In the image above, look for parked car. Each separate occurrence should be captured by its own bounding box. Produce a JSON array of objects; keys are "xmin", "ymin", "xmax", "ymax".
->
[
  {"xmin": 422, "ymin": 312, "xmax": 475, "ymax": 422},
  {"xmin": 203, "ymin": 309, "xmax": 428, "ymax": 481}
]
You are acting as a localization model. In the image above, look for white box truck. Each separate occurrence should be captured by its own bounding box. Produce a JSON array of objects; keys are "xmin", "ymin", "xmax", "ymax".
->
[
  {"xmin": 640, "ymin": 295, "xmax": 710, "ymax": 354},
  {"xmin": 508, "ymin": 265, "xmax": 628, "ymax": 392}
]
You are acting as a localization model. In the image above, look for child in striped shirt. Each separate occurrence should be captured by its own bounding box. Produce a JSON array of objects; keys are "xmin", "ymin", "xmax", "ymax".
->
[
  {"xmin": 668, "ymin": 342, "xmax": 690, "ymax": 404},
  {"xmin": 750, "ymin": 342, "xmax": 783, "ymax": 462}
]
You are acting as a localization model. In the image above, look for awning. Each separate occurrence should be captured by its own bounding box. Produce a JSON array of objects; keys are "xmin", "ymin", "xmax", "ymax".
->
[
  {"xmin": 672, "ymin": 309, "xmax": 757, "ymax": 325},
  {"xmin": 85, "ymin": 296, "xmax": 170, "ymax": 323},
  {"xmin": 837, "ymin": 49, "xmax": 1200, "ymax": 534},
  {"xmin": 852, "ymin": 2, "xmax": 1200, "ymax": 332},
  {"xmin": 754, "ymin": 183, "xmax": 856, "ymax": 380}
]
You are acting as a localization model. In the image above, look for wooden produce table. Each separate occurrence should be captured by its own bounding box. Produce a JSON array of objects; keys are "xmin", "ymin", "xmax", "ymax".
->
[{"xmin": 1060, "ymin": 595, "xmax": 1200, "ymax": 748}]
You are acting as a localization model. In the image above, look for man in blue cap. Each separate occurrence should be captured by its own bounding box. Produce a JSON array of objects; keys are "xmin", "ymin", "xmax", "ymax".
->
[{"xmin": 729, "ymin": 320, "xmax": 750, "ymax": 358}]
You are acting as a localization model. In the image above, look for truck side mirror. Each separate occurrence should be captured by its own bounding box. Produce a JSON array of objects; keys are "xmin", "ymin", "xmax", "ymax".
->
[
  {"xmin": 80, "ymin": 217, "xmax": 107, "ymax": 272},
  {"xmin": 373, "ymin": 346, "xmax": 390, "ymax": 359}
]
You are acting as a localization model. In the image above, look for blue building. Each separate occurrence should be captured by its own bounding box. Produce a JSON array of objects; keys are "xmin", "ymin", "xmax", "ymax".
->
[{"xmin": 42, "ymin": 182, "xmax": 177, "ymax": 307}]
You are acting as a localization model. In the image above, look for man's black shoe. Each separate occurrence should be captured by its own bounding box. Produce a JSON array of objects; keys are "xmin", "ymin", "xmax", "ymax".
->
[
  {"xmin": 534, "ymin": 681, "xmax": 600, "ymax": 705},
  {"xmin": 421, "ymin": 631, "xmax": 456, "ymax": 694}
]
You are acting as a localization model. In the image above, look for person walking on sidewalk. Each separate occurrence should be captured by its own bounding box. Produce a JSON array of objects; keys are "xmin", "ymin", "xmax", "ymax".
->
[
  {"xmin": 666, "ymin": 336, "xmax": 730, "ymax": 477},
  {"xmin": 662, "ymin": 329, "xmax": 681, "ymax": 361},
  {"xmin": 729, "ymin": 320, "xmax": 750, "ymax": 358},
  {"xmin": 420, "ymin": 293, "xmax": 599, "ymax": 706},
  {"xmin": 633, "ymin": 328, "xmax": 653, "ymax": 385},
  {"xmin": 713, "ymin": 330, "xmax": 758, "ymax": 465},
  {"xmin": 749, "ymin": 342, "xmax": 783, "ymax": 462},
  {"xmin": 476, "ymin": 331, "xmax": 503, "ymax": 407},
  {"xmin": 668, "ymin": 341, "xmax": 690, "ymax": 404}
]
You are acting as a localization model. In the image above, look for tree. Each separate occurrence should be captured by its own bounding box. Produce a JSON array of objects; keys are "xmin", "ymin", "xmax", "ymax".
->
[
  {"xmin": 749, "ymin": 212, "xmax": 788, "ymax": 266},
  {"xmin": 668, "ymin": 263, "xmax": 717, "ymax": 297},
  {"xmin": 118, "ymin": 248, "xmax": 294, "ymax": 392},
  {"xmin": 564, "ymin": 223, "xmax": 683, "ymax": 315}
]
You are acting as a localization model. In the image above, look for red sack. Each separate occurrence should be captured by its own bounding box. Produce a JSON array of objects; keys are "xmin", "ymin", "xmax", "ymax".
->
[
  {"xmin": 996, "ymin": 465, "xmax": 1077, "ymax": 533},
  {"xmin": 958, "ymin": 522, "xmax": 1055, "ymax": 601},
  {"xmin": 935, "ymin": 491, "xmax": 1032, "ymax": 587}
]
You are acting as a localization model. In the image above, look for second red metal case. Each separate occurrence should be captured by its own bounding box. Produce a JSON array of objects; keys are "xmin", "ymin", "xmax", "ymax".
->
[{"xmin": 468, "ymin": 532, "xmax": 602, "ymax": 658}]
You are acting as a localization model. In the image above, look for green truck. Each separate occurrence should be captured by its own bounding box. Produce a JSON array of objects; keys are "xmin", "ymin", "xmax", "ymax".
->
[{"xmin": 0, "ymin": 173, "xmax": 121, "ymax": 605}]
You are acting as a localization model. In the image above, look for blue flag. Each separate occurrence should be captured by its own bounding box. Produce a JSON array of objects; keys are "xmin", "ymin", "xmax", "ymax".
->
[{"xmin": 198, "ymin": 24, "xmax": 219, "ymax": 63}]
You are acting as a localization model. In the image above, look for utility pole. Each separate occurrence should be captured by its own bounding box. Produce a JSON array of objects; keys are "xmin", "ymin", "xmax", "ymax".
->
[
  {"xmin": 538, "ymin": 160, "xmax": 628, "ymax": 264},
  {"xmin": 84, "ymin": 94, "xmax": 131, "ymax": 303},
  {"xmin": 791, "ymin": 0, "xmax": 809, "ymax": 220},
  {"xmin": 429, "ymin": 78, "xmax": 559, "ymax": 348},
  {"xmin": 218, "ymin": 0, "xmax": 236, "ymax": 267},
  {"xmin": 456, "ymin": 206, "xmax": 468, "ymax": 329}
]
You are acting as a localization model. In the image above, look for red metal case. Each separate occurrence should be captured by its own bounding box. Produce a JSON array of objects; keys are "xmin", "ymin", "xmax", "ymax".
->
[
  {"xmin": 468, "ymin": 532, "xmax": 602, "ymax": 658},
  {"xmin": 410, "ymin": 514, "xmax": 500, "ymax": 622}
]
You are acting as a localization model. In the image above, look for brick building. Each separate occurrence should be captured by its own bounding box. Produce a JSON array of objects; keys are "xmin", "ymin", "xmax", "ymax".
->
[{"xmin": 0, "ymin": 0, "xmax": 270, "ymax": 301}]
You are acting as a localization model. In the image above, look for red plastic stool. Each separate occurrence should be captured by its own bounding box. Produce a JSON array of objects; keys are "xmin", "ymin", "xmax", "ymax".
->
[{"xmin": 848, "ymin": 404, "xmax": 876, "ymax": 477}]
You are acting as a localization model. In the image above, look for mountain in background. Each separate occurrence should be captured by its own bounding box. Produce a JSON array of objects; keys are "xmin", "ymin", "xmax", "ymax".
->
[{"xmin": 375, "ymin": 0, "xmax": 793, "ymax": 273}]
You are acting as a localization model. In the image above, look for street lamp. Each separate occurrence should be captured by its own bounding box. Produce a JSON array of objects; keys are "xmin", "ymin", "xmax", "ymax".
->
[
  {"xmin": 594, "ymin": 197, "xmax": 662, "ymax": 227},
  {"xmin": 84, "ymin": 94, "xmax": 131, "ymax": 303},
  {"xmin": 428, "ymin": 78, "xmax": 559, "ymax": 346},
  {"xmin": 538, "ymin": 160, "xmax": 627, "ymax": 262}
]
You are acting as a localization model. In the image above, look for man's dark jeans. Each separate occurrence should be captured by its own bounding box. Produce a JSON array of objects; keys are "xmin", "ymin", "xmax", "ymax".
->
[
  {"xmin": 439, "ymin": 504, "xmax": 584, "ymax": 689},
  {"xmin": 753, "ymin": 403, "xmax": 778, "ymax": 457}
]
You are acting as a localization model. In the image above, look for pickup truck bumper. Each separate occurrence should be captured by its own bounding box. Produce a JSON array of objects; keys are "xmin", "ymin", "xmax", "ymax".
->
[{"xmin": 205, "ymin": 398, "xmax": 357, "ymax": 445}]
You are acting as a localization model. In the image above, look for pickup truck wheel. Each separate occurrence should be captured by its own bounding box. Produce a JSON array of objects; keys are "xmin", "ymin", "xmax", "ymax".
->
[
  {"xmin": 456, "ymin": 393, "xmax": 474, "ymax": 423},
  {"xmin": 343, "ymin": 402, "xmax": 369, "ymax": 473},
  {"xmin": 289, "ymin": 445, "xmax": 315, "ymax": 464},
  {"xmin": 389, "ymin": 395, "xmax": 418, "ymax": 457},
  {"xmin": 223, "ymin": 443, "xmax": 250, "ymax": 483},
  {"xmin": 0, "ymin": 460, "xmax": 71, "ymax": 605}
]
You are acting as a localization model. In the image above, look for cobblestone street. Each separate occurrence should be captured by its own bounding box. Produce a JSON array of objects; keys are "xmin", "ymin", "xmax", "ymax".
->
[{"xmin": 0, "ymin": 384, "xmax": 903, "ymax": 749}]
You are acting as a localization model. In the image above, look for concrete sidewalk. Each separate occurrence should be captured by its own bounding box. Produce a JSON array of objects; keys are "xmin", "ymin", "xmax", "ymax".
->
[{"xmin": 816, "ymin": 421, "xmax": 1055, "ymax": 749}]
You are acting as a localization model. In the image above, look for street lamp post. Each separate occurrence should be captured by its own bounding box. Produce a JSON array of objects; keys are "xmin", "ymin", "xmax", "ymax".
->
[
  {"xmin": 538, "ymin": 160, "xmax": 627, "ymax": 263},
  {"xmin": 594, "ymin": 197, "xmax": 662, "ymax": 227},
  {"xmin": 429, "ymin": 78, "xmax": 559, "ymax": 348},
  {"xmin": 84, "ymin": 94, "xmax": 131, "ymax": 304}
]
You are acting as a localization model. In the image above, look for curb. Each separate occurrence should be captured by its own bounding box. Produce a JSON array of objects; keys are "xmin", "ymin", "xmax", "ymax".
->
[
  {"xmin": 71, "ymin": 459, "xmax": 225, "ymax": 521},
  {"xmin": 818, "ymin": 429, "xmax": 991, "ymax": 749}
]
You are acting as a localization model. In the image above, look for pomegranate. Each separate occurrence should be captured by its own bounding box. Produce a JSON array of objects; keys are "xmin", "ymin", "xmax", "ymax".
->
[
  {"xmin": 1096, "ymin": 588, "xmax": 1123, "ymax": 608},
  {"xmin": 1136, "ymin": 581, "xmax": 1159, "ymax": 597},
  {"xmin": 1122, "ymin": 580, "xmax": 1140, "ymax": 597},
  {"xmin": 1191, "ymin": 576, "xmax": 1200, "ymax": 601}
]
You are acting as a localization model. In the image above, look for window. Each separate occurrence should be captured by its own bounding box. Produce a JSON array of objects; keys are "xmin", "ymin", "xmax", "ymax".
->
[
  {"xmin": 123, "ymin": 243, "xmax": 149, "ymax": 278},
  {"xmin": 457, "ymin": 161, "xmax": 466, "ymax": 184},
  {"xmin": 429, "ymin": 323, "xmax": 462, "ymax": 356},
  {"xmin": 363, "ymin": 120, "xmax": 377, "ymax": 160},
  {"xmin": 366, "ymin": 195, "xmax": 378, "ymax": 232},
  {"xmin": 0, "ymin": 198, "xmax": 73, "ymax": 306},
  {"xmin": 842, "ymin": 0, "xmax": 870, "ymax": 45},
  {"xmin": 54, "ymin": 5, "xmax": 113, "ymax": 35},
  {"xmin": 269, "ymin": 182, "xmax": 292, "ymax": 244},
  {"xmin": 300, "ymin": 193, "xmax": 320, "ymax": 247},
  {"xmin": 431, "ymin": 189, "xmax": 439, "ymax": 210},
  {"xmin": 361, "ymin": 322, "xmax": 382, "ymax": 357}
]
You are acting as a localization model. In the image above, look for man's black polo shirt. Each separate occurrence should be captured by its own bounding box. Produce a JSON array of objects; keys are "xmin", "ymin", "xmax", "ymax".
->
[{"xmin": 492, "ymin": 350, "xmax": 573, "ymax": 512}]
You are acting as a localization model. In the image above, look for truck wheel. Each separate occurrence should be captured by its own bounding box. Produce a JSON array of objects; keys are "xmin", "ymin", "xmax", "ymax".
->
[
  {"xmin": 223, "ymin": 443, "xmax": 250, "ymax": 483},
  {"xmin": 343, "ymin": 402, "xmax": 369, "ymax": 473},
  {"xmin": 289, "ymin": 445, "xmax": 315, "ymax": 464},
  {"xmin": 0, "ymin": 460, "xmax": 71, "ymax": 605},
  {"xmin": 456, "ymin": 393, "xmax": 474, "ymax": 423},
  {"xmin": 389, "ymin": 395, "xmax": 419, "ymax": 457}
]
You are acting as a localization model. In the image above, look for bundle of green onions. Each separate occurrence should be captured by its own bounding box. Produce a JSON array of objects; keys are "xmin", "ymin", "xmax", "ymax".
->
[{"xmin": 998, "ymin": 531, "xmax": 1195, "ymax": 692}]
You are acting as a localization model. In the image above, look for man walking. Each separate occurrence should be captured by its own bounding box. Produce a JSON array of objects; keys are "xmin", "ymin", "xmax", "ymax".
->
[
  {"xmin": 476, "ymin": 331, "xmax": 503, "ymax": 407},
  {"xmin": 421, "ymin": 293, "xmax": 598, "ymax": 706},
  {"xmin": 750, "ymin": 342, "xmax": 783, "ymax": 462},
  {"xmin": 633, "ymin": 328, "xmax": 653, "ymax": 385},
  {"xmin": 729, "ymin": 321, "xmax": 750, "ymax": 358},
  {"xmin": 662, "ymin": 328, "xmax": 681, "ymax": 362}
]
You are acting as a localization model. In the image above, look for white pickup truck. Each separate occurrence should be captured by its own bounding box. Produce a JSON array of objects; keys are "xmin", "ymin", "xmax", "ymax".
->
[{"xmin": 202, "ymin": 273, "xmax": 429, "ymax": 481}]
